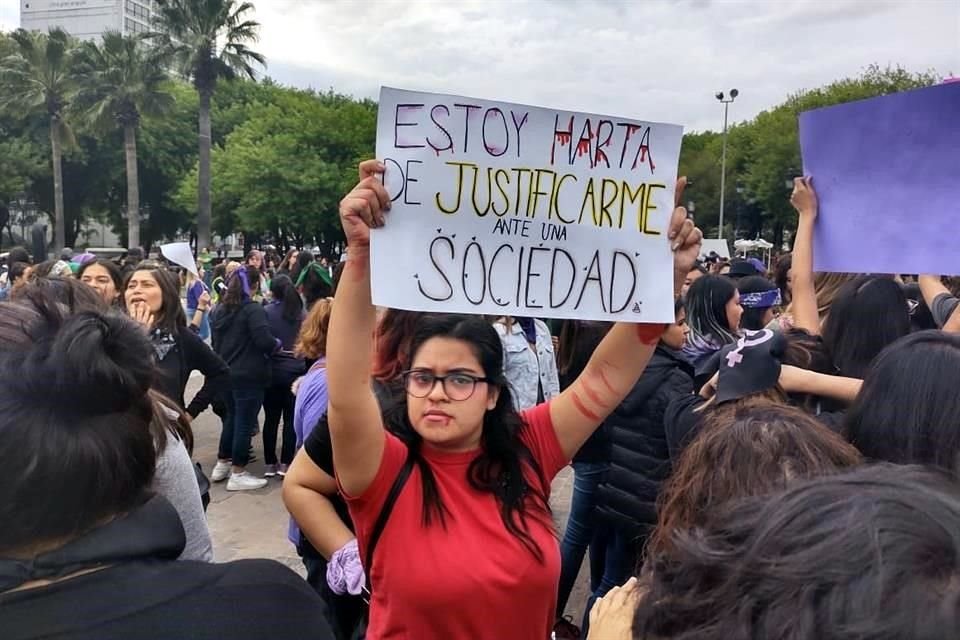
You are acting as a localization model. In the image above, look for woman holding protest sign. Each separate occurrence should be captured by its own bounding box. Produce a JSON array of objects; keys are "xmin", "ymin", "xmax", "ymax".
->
[{"xmin": 283, "ymin": 159, "xmax": 702, "ymax": 640}]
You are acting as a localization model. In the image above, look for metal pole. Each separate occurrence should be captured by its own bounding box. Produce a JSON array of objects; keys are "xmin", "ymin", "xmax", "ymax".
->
[{"xmin": 718, "ymin": 101, "xmax": 729, "ymax": 239}]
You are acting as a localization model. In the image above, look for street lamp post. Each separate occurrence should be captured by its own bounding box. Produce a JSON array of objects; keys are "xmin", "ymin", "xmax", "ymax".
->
[{"xmin": 715, "ymin": 88, "xmax": 739, "ymax": 239}]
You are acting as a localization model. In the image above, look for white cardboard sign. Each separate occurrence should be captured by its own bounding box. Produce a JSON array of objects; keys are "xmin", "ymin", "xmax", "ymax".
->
[{"xmin": 371, "ymin": 87, "xmax": 683, "ymax": 323}]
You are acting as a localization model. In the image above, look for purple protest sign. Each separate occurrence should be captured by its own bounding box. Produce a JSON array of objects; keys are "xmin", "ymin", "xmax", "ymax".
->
[{"xmin": 799, "ymin": 82, "xmax": 960, "ymax": 275}]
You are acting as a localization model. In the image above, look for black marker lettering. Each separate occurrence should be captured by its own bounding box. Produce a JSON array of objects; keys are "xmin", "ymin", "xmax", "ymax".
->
[
  {"xmin": 418, "ymin": 236, "xmax": 455, "ymax": 301},
  {"xmin": 427, "ymin": 104, "xmax": 454, "ymax": 155},
  {"xmin": 394, "ymin": 104, "xmax": 425, "ymax": 149}
]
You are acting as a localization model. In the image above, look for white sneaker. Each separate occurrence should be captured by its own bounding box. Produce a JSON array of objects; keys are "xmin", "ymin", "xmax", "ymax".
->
[
  {"xmin": 211, "ymin": 460, "xmax": 232, "ymax": 483},
  {"xmin": 226, "ymin": 472, "xmax": 268, "ymax": 492}
]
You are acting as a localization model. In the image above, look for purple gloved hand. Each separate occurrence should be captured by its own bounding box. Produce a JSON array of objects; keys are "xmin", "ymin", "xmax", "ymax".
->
[{"xmin": 327, "ymin": 538, "xmax": 365, "ymax": 596}]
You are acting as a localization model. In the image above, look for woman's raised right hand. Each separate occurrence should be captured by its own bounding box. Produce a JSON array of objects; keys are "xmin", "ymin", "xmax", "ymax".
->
[{"xmin": 338, "ymin": 160, "xmax": 391, "ymax": 249}]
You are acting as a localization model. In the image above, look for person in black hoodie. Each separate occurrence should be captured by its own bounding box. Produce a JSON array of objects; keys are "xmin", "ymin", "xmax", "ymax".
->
[
  {"xmin": 586, "ymin": 298, "xmax": 693, "ymax": 627},
  {"xmin": 211, "ymin": 266, "xmax": 280, "ymax": 492}
]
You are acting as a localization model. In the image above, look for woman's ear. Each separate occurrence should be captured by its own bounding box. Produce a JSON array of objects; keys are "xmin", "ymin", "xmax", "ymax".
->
[{"xmin": 486, "ymin": 384, "xmax": 501, "ymax": 411}]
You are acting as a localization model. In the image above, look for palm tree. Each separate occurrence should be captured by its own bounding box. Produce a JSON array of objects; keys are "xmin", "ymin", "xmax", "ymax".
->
[
  {"xmin": 0, "ymin": 28, "xmax": 78, "ymax": 255},
  {"xmin": 74, "ymin": 32, "xmax": 172, "ymax": 249},
  {"xmin": 151, "ymin": 0, "xmax": 265, "ymax": 252}
]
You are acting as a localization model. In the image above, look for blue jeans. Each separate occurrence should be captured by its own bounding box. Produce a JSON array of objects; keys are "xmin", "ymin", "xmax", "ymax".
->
[
  {"xmin": 581, "ymin": 527, "xmax": 637, "ymax": 634},
  {"xmin": 557, "ymin": 461, "xmax": 608, "ymax": 616},
  {"xmin": 186, "ymin": 307, "xmax": 210, "ymax": 340},
  {"xmin": 217, "ymin": 382, "xmax": 264, "ymax": 467}
]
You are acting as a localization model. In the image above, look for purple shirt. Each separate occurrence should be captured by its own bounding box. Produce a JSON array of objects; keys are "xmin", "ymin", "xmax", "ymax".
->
[
  {"xmin": 186, "ymin": 280, "xmax": 207, "ymax": 310},
  {"xmin": 289, "ymin": 360, "xmax": 328, "ymax": 546}
]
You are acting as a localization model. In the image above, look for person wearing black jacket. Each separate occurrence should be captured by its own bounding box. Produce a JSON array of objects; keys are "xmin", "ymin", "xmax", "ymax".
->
[
  {"xmin": 124, "ymin": 264, "xmax": 230, "ymax": 421},
  {"xmin": 211, "ymin": 266, "xmax": 280, "ymax": 492},
  {"xmin": 554, "ymin": 320, "xmax": 613, "ymax": 637},
  {"xmin": 588, "ymin": 300, "xmax": 693, "ymax": 623}
]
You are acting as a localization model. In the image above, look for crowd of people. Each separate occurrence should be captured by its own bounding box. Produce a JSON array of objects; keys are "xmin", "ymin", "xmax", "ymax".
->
[{"xmin": 1, "ymin": 164, "xmax": 960, "ymax": 640}]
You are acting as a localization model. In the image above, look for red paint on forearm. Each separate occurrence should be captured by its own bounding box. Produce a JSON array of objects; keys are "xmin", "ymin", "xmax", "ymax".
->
[
  {"xmin": 346, "ymin": 250, "xmax": 370, "ymax": 281},
  {"xmin": 597, "ymin": 368, "xmax": 617, "ymax": 396},
  {"xmin": 571, "ymin": 391, "xmax": 601, "ymax": 422},
  {"xmin": 635, "ymin": 323, "xmax": 666, "ymax": 345},
  {"xmin": 580, "ymin": 374, "xmax": 608, "ymax": 406}
]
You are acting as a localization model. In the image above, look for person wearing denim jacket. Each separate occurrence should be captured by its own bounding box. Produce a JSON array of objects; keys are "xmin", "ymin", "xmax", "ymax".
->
[{"xmin": 493, "ymin": 317, "xmax": 560, "ymax": 410}]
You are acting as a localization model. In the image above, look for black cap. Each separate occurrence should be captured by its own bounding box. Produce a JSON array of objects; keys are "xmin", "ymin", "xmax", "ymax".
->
[
  {"xmin": 713, "ymin": 329, "xmax": 787, "ymax": 403},
  {"xmin": 728, "ymin": 259, "xmax": 760, "ymax": 278}
]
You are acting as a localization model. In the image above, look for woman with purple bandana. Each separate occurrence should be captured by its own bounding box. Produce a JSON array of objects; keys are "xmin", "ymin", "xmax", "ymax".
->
[{"xmin": 738, "ymin": 275, "xmax": 783, "ymax": 331}]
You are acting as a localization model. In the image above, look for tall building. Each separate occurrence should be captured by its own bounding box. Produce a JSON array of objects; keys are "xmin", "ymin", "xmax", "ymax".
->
[{"xmin": 20, "ymin": 0, "xmax": 156, "ymax": 41}]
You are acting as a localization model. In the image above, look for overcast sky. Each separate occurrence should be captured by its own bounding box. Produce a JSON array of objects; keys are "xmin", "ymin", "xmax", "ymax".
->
[{"xmin": 2, "ymin": 0, "xmax": 957, "ymax": 131}]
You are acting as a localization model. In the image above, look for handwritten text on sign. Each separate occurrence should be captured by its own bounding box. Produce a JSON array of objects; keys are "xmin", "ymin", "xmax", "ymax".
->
[{"xmin": 370, "ymin": 87, "xmax": 683, "ymax": 323}]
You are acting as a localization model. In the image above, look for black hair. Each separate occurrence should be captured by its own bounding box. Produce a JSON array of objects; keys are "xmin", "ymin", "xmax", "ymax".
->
[
  {"xmin": 7, "ymin": 246, "xmax": 31, "ymax": 265},
  {"xmin": 0, "ymin": 306, "xmax": 156, "ymax": 554},
  {"xmin": 737, "ymin": 275, "xmax": 779, "ymax": 331},
  {"xmin": 844, "ymin": 331, "xmax": 960, "ymax": 470},
  {"xmin": 299, "ymin": 263, "xmax": 333, "ymax": 310},
  {"xmin": 556, "ymin": 320, "xmax": 612, "ymax": 389},
  {"xmin": 77, "ymin": 259, "xmax": 124, "ymax": 298},
  {"xmin": 674, "ymin": 295, "xmax": 686, "ymax": 315},
  {"xmin": 8, "ymin": 261, "xmax": 30, "ymax": 286},
  {"xmin": 903, "ymin": 282, "xmax": 937, "ymax": 331},
  {"xmin": 634, "ymin": 464, "xmax": 960, "ymax": 640},
  {"xmin": 821, "ymin": 276, "xmax": 910, "ymax": 378},
  {"xmin": 774, "ymin": 253, "xmax": 792, "ymax": 305},
  {"xmin": 331, "ymin": 260, "xmax": 346, "ymax": 298},
  {"xmin": 270, "ymin": 274, "xmax": 303, "ymax": 323},
  {"xmin": 685, "ymin": 274, "xmax": 739, "ymax": 346},
  {"xmin": 122, "ymin": 264, "xmax": 187, "ymax": 332},
  {"xmin": 291, "ymin": 250, "xmax": 314, "ymax": 284},
  {"xmin": 382, "ymin": 314, "xmax": 552, "ymax": 561}
]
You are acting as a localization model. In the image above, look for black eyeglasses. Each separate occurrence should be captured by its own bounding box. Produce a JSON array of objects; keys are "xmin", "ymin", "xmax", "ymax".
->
[{"xmin": 401, "ymin": 370, "xmax": 490, "ymax": 401}]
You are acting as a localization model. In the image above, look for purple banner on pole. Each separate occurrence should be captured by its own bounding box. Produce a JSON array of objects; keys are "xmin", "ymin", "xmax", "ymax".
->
[{"xmin": 799, "ymin": 82, "xmax": 960, "ymax": 275}]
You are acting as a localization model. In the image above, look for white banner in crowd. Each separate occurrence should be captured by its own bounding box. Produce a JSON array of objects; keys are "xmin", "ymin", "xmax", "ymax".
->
[
  {"xmin": 370, "ymin": 87, "xmax": 684, "ymax": 323},
  {"xmin": 160, "ymin": 242, "xmax": 199, "ymax": 277}
]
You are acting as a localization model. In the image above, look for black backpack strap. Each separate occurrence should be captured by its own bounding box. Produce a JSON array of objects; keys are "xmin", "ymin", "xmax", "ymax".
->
[{"xmin": 362, "ymin": 449, "xmax": 415, "ymax": 604}]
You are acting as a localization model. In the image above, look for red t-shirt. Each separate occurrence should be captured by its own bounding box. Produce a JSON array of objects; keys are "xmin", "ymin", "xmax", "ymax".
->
[{"xmin": 343, "ymin": 402, "xmax": 567, "ymax": 639}]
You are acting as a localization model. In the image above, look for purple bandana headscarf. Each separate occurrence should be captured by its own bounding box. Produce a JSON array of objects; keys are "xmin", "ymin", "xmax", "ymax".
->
[{"xmin": 740, "ymin": 289, "xmax": 782, "ymax": 309}]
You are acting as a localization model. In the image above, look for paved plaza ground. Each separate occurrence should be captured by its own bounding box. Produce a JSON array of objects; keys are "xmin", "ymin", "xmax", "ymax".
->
[{"xmin": 187, "ymin": 376, "xmax": 593, "ymax": 627}]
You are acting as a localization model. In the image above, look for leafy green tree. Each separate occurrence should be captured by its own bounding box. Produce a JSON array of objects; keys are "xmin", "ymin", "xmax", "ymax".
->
[
  {"xmin": 0, "ymin": 28, "xmax": 79, "ymax": 253},
  {"xmin": 151, "ymin": 0, "xmax": 265, "ymax": 253},
  {"xmin": 73, "ymin": 32, "xmax": 172, "ymax": 249},
  {"xmin": 177, "ymin": 86, "xmax": 376, "ymax": 253}
]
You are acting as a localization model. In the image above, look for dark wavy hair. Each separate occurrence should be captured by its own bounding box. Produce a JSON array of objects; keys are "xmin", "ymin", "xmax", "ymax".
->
[
  {"xmin": 773, "ymin": 253, "xmax": 791, "ymax": 303},
  {"xmin": 650, "ymin": 403, "xmax": 861, "ymax": 556},
  {"xmin": 556, "ymin": 320, "xmax": 612, "ymax": 388},
  {"xmin": 845, "ymin": 331, "xmax": 960, "ymax": 471},
  {"xmin": 77, "ymin": 258, "xmax": 124, "ymax": 298},
  {"xmin": 383, "ymin": 314, "xmax": 552, "ymax": 561},
  {"xmin": 635, "ymin": 464, "xmax": 960, "ymax": 640},
  {"xmin": 270, "ymin": 274, "xmax": 303, "ymax": 323},
  {"xmin": 121, "ymin": 263, "xmax": 187, "ymax": 332},
  {"xmin": 821, "ymin": 276, "xmax": 910, "ymax": 378}
]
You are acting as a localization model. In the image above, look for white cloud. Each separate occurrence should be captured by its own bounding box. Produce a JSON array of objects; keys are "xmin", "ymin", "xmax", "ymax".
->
[{"xmin": 2, "ymin": 0, "xmax": 957, "ymax": 131}]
